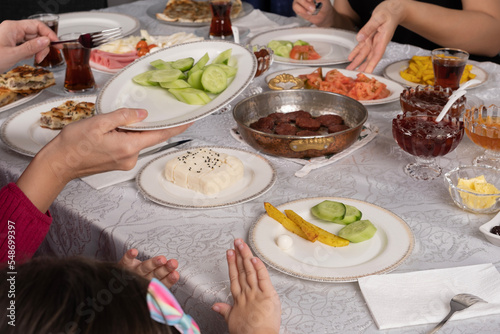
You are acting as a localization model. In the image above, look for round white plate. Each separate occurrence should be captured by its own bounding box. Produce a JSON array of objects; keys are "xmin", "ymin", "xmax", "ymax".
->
[
  {"xmin": 249, "ymin": 197, "xmax": 414, "ymax": 282},
  {"xmin": 137, "ymin": 146, "xmax": 276, "ymax": 209},
  {"xmin": 0, "ymin": 91, "xmax": 42, "ymax": 114},
  {"xmin": 383, "ymin": 59, "xmax": 489, "ymax": 89},
  {"xmin": 249, "ymin": 27, "xmax": 357, "ymax": 66},
  {"xmin": 147, "ymin": 1, "xmax": 254, "ymax": 27},
  {"xmin": 0, "ymin": 95, "xmax": 96, "ymax": 157},
  {"xmin": 96, "ymin": 40, "xmax": 257, "ymax": 130},
  {"xmin": 265, "ymin": 67, "xmax": 405, "ymax": 105},
  {"xmin": 58, "ymin": 12, "xmax": 140, "ymax": 36}
]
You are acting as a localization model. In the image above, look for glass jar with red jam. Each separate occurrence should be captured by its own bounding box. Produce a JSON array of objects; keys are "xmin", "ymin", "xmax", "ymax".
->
[{"xmin": 400, "ymin": 85, "xmax": 466, "ymax": 118}]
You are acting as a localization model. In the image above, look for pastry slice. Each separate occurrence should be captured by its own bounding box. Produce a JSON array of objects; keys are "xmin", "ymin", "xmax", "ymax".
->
[
  {"xmin": 40, "ymin": 100, "xmax": 95, "ymax": 130},
  {"xmin": 0, "ymin": 88, "xmax": 18, "ymax": 107},
  {"xmin": 0, "ymin": 65, "xmax": 55, "ymax": 94}
]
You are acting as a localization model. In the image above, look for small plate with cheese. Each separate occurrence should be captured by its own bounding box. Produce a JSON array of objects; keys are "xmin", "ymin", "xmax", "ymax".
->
[{"xmin": 136, "ymin": 146, "xmax": 276, "ymax": 209}]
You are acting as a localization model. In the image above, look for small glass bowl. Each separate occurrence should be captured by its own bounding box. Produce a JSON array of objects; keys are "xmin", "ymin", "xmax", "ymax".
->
[
  {"xmin": 464, "ymin": 104, "xmax": 500, "ymax": 167},
  {"xmin": 248, "ymin": 45, "xmax": 274, "ymax": 78},
  {"xmin": 400, "ymin": 85, "xmax": 466, "ymax": 118},
  {"xmin": 444, "ymin": 165, "xmax": 500, "ymax": 213}
]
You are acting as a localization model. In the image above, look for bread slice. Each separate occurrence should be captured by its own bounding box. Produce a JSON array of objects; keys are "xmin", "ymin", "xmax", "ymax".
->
[
  {"xmin": 40, "ymin": 100, "xmax": 95, "ymax": 130},
  {"xmin": 0, "ymin": 65, "xmax": 55, "ymax": 94},
  {"xmin": 0, "ymin": 88, "xmax": 18, "ymax": 108}
]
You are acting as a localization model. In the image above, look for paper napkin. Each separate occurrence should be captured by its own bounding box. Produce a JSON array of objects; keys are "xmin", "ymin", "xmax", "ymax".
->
[
  {"xmin": 233, "ymin": 9, "xmax": 300, "ymax": 37},
  {"xmin": 230, "ymin": 123, "xmax": 378, "ymax": 177},
  {"xmin": 358, "ymin": 263, "xmax": 500, "ymax": 330}
]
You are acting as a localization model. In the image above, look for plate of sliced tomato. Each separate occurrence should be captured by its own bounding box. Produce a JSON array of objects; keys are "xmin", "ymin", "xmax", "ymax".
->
[
  {"xmin": 265, "ymin": 67, "xmax": 405, "ymax": 105},
  {"xmin": 249, "ymin": 27, "xmax": 357, "ymax": 66}
]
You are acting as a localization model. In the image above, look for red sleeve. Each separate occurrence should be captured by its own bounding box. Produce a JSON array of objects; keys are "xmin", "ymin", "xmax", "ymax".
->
[{"xmin": 0, "ymin": 183, "xmax": 52, "ymax": 264}]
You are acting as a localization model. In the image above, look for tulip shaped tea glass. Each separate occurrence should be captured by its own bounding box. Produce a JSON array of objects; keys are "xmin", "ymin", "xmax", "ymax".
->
[
  {"xmin": 465, "ymin": 104, "xmax": 500, "ymax": 167},
  {"xmin": 393, "ymin": 110, "xmax": 464, "ymax": 180}
]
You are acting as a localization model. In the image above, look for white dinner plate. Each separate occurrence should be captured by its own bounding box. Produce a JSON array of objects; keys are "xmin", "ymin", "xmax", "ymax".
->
[
  {"xmin": 265, "ymin": 67, "xmax": 405, "ymax": 105},
  {"xmin": 146, "ymin": 1, "xmax": 254, "ymax": 27},
  {"xmin": 383, "ymin": 59, "xmax": 489, "ymax": 89},
  {"xmin": 96, "ymin": 40, "xmax": 257, "ymax": 130},
  {"xmin": 137, "ymin": 146, "xmax": 276, "ymax": 209},
  {"xmin": 249, "ymin": 197, "xmax": 414, "ymax": 282},
  {"xmin": 0, "ymin": 91, "xmax": 42, "ymax": 114},
  {"xmin": 58, "ymin": 12, "xmax": 140, "ymax": 36},
  {"xmin": 0, "ymin": 95, "xmax": 96, "ymax": 157},
  {"xmin": 249, "ymin": 27, "xmax": 357, "ymax": 66}
]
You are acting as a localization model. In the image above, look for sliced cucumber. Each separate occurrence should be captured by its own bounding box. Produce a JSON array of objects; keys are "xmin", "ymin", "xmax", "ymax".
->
[
  {"xmin": 171, "ymin": 57, "xmax": 194, "ymax": 71},
  {"xmin": 150, "ymin": 59, "xmax": 172, "ymax": 70},
  {"xmin": 187, "ymin": 69, "xmax": 204, "ymax": 90},
  {"xmin": 201, "ymin": 64, "xmax": 227, "ymax": 94},
  {"xmin": 212, "ymin": 48, "xmax": 232, "ymax": 65},
  {"xmin": 332, "ymin": 205, "xmax": 362, "ymax": 225},
  {"xmin": 188, "ymin": 52, "xmax": 210, "ymax": 76},
  {"xmin": 168, "ymin": 88, "xmax": 212, "ymax": 105},
  {"xmin": 311, "ymin": 200, "xmax": 346, "ymax": 222},
  {"xmin": 214, "ymin": 64, "xmax": 237, "ymax": 78},
  {"xmin": 149, "ymin": 69, "xmax": 184, "ymax": 83},
  {"xmin": 293, "ymin": 40, "xmax": 309, "ymax": 46},
  {"xmin": 132, "ymin": 70, "xmax": 158, "ymax": 86},
  {"xmin": 338, "ymin": 220, "xmax": 377, "ymax": 243},
  {"xmin": 160, "ymin": 79, "xmax": 191, "ymax": 89}
]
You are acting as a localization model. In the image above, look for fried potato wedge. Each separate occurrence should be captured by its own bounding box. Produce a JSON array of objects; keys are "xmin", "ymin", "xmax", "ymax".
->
[
  {"xmin": 285, "ymin": 209, "xmax": 349, "ymax": 247},
  {"xmin": 283, "ymin": 209, "xmax": 319, "ymax": 242},
  {"xmin": 264, "ymin": 202, "xmax": 311, "ymax": 241}
]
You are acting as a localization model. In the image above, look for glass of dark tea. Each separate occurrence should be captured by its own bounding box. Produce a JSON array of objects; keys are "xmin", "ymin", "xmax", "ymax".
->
[
  {"xmin": 432, "ymin": 48, "xmax": 469, "ymax": 90},
  {"xmin": 209, "ymin": 0, "xmax": 233, "ymax": 40},
  {"xmin": 60, "ymin": 33, "xmax": 96, "ymax": 93},
  {"xmin": 28, "ymin": 13, "xmax": 65, "ymax": 70}
]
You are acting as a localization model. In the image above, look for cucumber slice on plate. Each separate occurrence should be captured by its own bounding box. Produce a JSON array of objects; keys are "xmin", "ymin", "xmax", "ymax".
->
[
  {"xmin": 160, "ymin": 79, "xmax": 191, "ymax": 89},
  {"xmin": 201, "ymin": 65, "xmax": 227, "ymax": 94},
  {"xmin": 338, "ymin": 220, "xmax": 377, "ymax": 243},
  {"xmin": 332, "ymin": 205, "xmax": 362, "ymax": 225},
  {"xmin": 132, "ymin": 70, "xmax": 158, "ymax": 86},
  {"xmin": 150, "ymin": 59, "xmax": 173, "ymax": 70},
  {"xmin": 311, "ymin": 200, "xmax": 346, "ymax": 222},
  {"xmin": 187, "ymin": 70, "xmax": 204, "ymax": 90},
  {"xmin": 188, "ymin": 52, "xmax": 210, "ymax": 77},
  {"xmin": 168, "ymin": 88, "xmax": 212, "ymax": 105},
  {"xmin": 171, "ymin": 57, "xmax": 194, "ymax": 71},
  {"xmin": 149, "ymin": 68, "xmax": 184, "ymax": 83},
  {"xmin": 212, "ymin": 48, "xmax": 232, "ymax": 65}
]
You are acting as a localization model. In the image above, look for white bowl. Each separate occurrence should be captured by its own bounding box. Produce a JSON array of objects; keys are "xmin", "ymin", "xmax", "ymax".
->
[{"xmin": 479, "ymin": 214, "xmax": 500, "ymax": 247}]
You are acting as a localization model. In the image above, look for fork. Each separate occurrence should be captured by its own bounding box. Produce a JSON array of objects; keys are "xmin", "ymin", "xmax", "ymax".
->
[
  {"xmin": 427, "ymin": 293, "xmax": 486, "ymax": 334},
  {"xmin": 312, "ymin": 0, "xmax": 323, "ymax": 15},
  {"xmin": 51, "ymin": 27, "xmax": 122, "ymax": 48}
]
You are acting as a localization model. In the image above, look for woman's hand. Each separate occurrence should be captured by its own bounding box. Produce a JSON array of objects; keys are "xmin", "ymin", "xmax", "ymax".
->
[
  {"xmin": 17, "ymin": 108, "xmax": 191, "ymax": 213},
  {"xmin": 212, "ymin": 239, "xmax": 281, "ymax": 334},
  {"xmin": 0, "ymin": 20, "xmax": 58, "ymax": 73},
  {"xmin": 293, "ymin": 0, "xmax": 335, "ymax": 27},
  {"xmin": 346, "ymin": 0, "xmax": 406, "ymax": 73},
  {"xmin": 119, "ymin": 248, "xmax": 180, "ymax": 289}
]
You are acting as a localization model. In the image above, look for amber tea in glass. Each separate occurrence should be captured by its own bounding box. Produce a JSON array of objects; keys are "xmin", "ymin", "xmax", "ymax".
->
[
  {"xmin": 61, "ymin": 33, "xmax": 95, "ymax": 93},
  {"xmin": 432, "ymin": 48, "xmax": 469, "ymax": 90},
  {"xmin": 209, "ymin": 0, "xmax": 233, "ymax": 39},
  {"xmin": 28, "ymin": 13, "xmax": 64, "ymax": 70}
]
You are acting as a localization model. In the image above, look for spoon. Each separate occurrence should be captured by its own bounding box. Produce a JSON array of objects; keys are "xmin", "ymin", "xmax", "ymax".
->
[
  {"xmin": 427, "ymin": 293, "xmax": 486, "ymax": 333},
  {"xmin": 435, "ymin": 79, "xmax": 481, "ymax": 122}
]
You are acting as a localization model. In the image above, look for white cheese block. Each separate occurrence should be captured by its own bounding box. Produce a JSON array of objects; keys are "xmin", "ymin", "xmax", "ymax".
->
[{"xmin": 164, "ymin": 148, "xmax": 244, "ymax": 195}]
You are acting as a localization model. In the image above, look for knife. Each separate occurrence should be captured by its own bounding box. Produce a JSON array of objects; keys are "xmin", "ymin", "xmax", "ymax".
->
[{"xmin": 138, "ymin": 139, "xmax": 192, "ymax": 159}]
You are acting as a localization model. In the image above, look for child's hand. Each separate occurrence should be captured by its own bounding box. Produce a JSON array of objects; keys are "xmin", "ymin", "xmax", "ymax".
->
[
  {"xmin": 118, "ymin": 248, "xmax": 180, "ymax": 289},
  {"xmin": 212, "ymin": 239, "xmax": 281, "ymax": 334}
]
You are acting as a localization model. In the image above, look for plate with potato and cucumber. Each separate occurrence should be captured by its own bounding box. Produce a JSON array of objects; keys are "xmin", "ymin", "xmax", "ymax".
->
[
  {"xmin": 249, "ymin": 197, "xmax": 414, "ymax": 282},
  {"xmin": 96, "ymin": 40, "xmax": 257, "ymax": 130}
]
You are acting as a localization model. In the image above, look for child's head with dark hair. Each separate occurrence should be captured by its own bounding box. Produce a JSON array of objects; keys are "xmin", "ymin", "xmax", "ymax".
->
[{"xmin": 0, "ymin": 256, "xmax": 174, "ymax": 334}]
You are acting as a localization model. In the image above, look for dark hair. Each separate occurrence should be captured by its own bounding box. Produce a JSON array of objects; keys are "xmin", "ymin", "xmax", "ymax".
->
[{"xmin": 0, "ymin": 256, "xmax": 174, "ymax": 334}]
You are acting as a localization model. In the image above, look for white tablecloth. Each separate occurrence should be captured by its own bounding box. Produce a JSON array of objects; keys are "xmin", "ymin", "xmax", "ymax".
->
[{"xmin": 1, "ymin": 1, "xmax": 500, "ymax": 333}]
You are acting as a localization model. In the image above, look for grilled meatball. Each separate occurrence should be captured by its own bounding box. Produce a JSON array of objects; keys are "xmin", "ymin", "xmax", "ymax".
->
[
  {"xmin": 316, "ymin": 114, "xmax": 344, "ymax": 127},
  {"xmin": 328, "ymin": 124, "xmax": 350, "ymax": 133},
  {"xmin": 288, "ymin": 110, "xmax": 312, "ymax": 121},
  {"xmin": 274, "ymin": 123, "xmax": 297, "ymax": 135},
  {"xmin": 250, "ymin": 116, "xmax": 275, "ymax": 133},
  {"xmin": 296, "ymin": 116, "xmax": 321, "ymax": 131}
]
